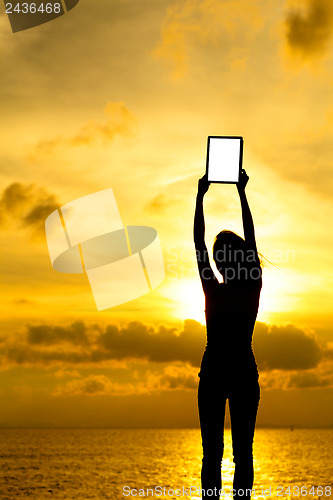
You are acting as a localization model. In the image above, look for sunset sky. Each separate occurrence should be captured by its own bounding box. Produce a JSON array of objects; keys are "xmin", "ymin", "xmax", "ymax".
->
[{"xmin": 0, "ymin": 0, "xmax": 333, "ymax": 428}]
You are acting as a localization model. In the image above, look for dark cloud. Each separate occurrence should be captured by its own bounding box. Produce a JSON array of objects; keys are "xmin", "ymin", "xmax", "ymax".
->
[
  {"xmin": 0, "ymin": 183, "xmax": 32, "ymax": 215},
  {"xmin": 1, "ymin": 319, "xmax": 329, "ymax": 377},
  {"xmin": 1, "ymin": 320, "xmax": 205, "ymax": 367},
  {"xmin": 0, "ymin": 182, "xmax": 58, "ymax": 235},
  {"xmin": 27, "ymin": 321, "xmax": 90, "ymax": 346},
  {"xmin": 98, "ymin": 320, "xmax": 205, "ymax": 366},
  {"xmin": 254, "ymin": 322, "xmax": 322, "ymax": 370},
  {"xmin": 285, "ymin": 0, "xmax": 333, "ymax": 58}
]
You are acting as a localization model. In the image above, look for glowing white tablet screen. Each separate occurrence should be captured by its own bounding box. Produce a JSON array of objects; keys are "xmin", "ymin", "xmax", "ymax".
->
[{"xmin": 207, "ymin": 137, "xmax": 242, "ymax": 183}]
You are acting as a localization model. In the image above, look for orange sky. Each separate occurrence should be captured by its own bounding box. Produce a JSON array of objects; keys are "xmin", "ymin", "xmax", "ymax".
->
[{"xmin": 0, "ymin": 0, "xmax": 333, "ymax": 428}]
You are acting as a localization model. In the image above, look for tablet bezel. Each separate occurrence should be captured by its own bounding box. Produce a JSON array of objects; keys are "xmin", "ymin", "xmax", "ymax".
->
[{"xmin": 206, "ymin": 135, "xmax": 244, "ymax": 184}]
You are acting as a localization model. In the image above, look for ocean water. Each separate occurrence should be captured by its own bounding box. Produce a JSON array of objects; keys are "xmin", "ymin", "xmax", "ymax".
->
[{"xmin": 0, "ymin": 428, "xmax": 332, "ymax": 500}]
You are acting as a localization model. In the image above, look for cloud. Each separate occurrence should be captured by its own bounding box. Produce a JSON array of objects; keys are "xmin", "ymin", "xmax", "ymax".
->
[
  {"xmin": 258, "ymin": 365, "xmax": 333, "ymax": 390},
  {"xmin": 322, "ymin": 342, "xmax": 333, "ymax": 360},
  {"xmin": 12, "ymin": 298, "xmax": 35, "ymax": 306},
  {"xmin": 53, "ymin": 374, "xmax": 118, "ymax": 396},
  {"xmin": 27, "ymin": 321, "xmax": 91, "ymax": 346},
  {"xmin": 1, "ymin": 319, "xmax": 329, "ymax": 377},
  {"xmin": 160, "ymin": 364, "xmax": 198, "ymax": 390},
  {"xmin": 54, "ymin": 368, "xmax": 80, "ymax": 379},
  {"xmin": 254, "ymin": 322, "xmax": 322, "ymax": 370},
  {"xmin": 28, "ymin": 102, "xmax": 138, "ymax": 161},
  {"xmin": 145, "ymin": 194, "xmax": 183, "ymax": 214},
  {"xmin": 0, "ymin": 182, "xmax": 58, "ymax": 236},
  {"xmin": 153, "ymin": 0, "xmax": 262, "ymax": 78},
  {"xmin": 285, "ymin": 0, "xmax": 333, "ymax": 58},
  {"xmin": 2, "ymin": 320, "xmax": 205, "ymax": 367},
  {"xmin": 53, "ymin": 366, "xmax": 198, "ymax": 397},
  {"xmin": 287, "ymin": 371, "xmax": 331, "ymax": 389},
  {"xmin": 98, "ymin": 320, "xmax": 205, "ymax": 366},
  {"xmin": 1, "ymin": 320, "xmax": 333, "ymax": 395}
]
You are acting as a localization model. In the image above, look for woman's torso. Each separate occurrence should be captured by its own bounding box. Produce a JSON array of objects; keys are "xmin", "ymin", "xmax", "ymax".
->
[{"xmin": 199, "ymin": 279, "xmax": 262, "ymax": 380}]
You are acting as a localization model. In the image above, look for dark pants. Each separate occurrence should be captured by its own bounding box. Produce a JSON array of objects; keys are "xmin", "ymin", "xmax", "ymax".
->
[{"xmin": 198, "ymin": 371, "xmax": 260, "ymax": 500}]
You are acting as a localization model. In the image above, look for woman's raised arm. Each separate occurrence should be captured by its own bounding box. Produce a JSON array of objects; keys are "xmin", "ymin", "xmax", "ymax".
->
[
  {"xmin": 237, "ymin": 169, "xmax": 258, "ymax": 257},
  {"xmin": 194, "ymin": 174, "xmax": 216, "ymax": 286}
]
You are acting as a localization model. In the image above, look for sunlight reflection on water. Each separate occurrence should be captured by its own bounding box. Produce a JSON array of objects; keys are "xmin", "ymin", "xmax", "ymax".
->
[{"xmin": 0, "ymin": 428, "xmax": 331, "ymax": 499}]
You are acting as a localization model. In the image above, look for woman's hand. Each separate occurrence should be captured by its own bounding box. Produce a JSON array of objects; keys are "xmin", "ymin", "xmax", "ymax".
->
[
  {"xmin": 198, "ymin": 173, "xmax": 210, "ymax": 196},
  {"xmin": 237, "ymin": 169, "xmax": 249, "ymax": 192}
]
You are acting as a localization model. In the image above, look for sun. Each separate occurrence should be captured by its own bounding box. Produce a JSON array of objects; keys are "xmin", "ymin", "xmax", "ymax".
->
[
  {"xmin": 257, "ymin": 267, "xmax": 300, "ymax": 323},
  {"xmin": 170, "ymin": 279, "xmax": 206, "ymax": 323},
  {"xmin": 162, "ymin": 268, "xmax": 293, "ymax": 325}
]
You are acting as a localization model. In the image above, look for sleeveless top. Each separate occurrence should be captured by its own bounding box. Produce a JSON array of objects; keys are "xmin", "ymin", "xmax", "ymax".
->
[{"xmin": 199, "ymin": 277, "xmax": 262, "ymax": 381}]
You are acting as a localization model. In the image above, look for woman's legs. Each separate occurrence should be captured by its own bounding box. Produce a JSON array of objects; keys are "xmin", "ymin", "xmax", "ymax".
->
[
  {"xmin": 228, "ymin": 376, "xmax": 260, "ymax": 500},
  {"xmin": 198, "ymin": 375, "xmax": 227, "ymax": 499}
]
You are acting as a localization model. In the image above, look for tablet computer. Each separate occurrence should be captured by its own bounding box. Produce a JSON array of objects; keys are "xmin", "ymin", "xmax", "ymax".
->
[{"xmin": 206, "ymin": 136, "xmax": 243, "ymax": 183}]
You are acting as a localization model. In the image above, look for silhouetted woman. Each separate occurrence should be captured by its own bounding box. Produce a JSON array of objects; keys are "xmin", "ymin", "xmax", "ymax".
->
[{"xmin": 194, "ymin": 169, "xmax": 262, "ymax": 500}]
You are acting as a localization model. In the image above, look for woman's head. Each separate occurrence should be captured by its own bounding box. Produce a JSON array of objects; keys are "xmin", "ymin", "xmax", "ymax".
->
[{"xmin": 213, "ymin": 230, "xmax": 261, "ymax": 283}]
